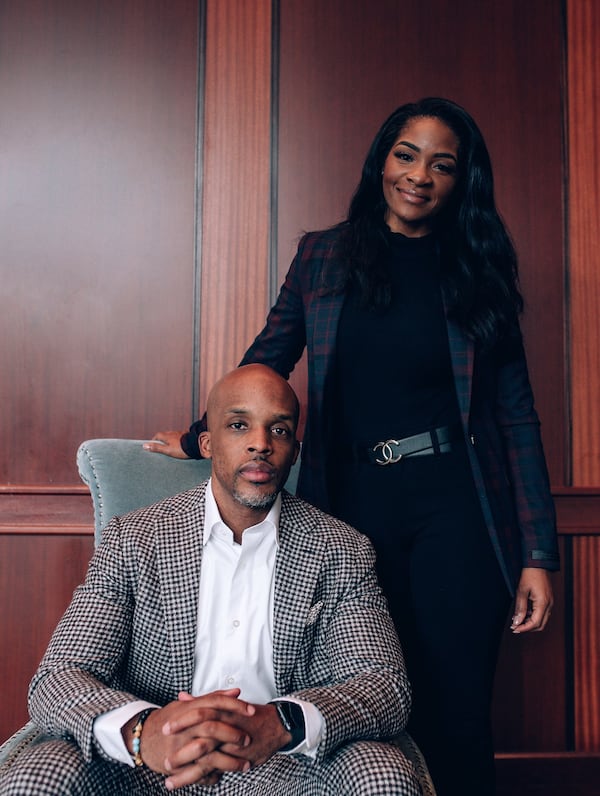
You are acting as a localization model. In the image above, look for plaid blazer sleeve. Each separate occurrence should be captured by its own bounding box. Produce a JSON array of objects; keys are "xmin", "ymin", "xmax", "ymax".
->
[
  {"xmin": 27, "ymin": 518, "xmax": 146, "ymax": 762},
  {"xmin": 492, "ymin": 343, "xmax": 559, "ymax": 570},
  {"xmin": 27, "ymin": 487, "xmax": 206, "ymax": 762},
  {"xmin": 182, "ymin": 231, "xmax": 322, "ymax": 457}
]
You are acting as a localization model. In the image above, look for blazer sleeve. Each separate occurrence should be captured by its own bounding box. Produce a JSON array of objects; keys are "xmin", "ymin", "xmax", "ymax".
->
[
  {"xmin": 493, "ymin": 339, "xmax": 559, "ymax": 570},
  {"xmin": 181, "ymin": 235, "xmax": 311, "ymax": 458},
  {"xmin": 239, "ymin": 235, "xmax": 309, "ymax": 375},
  {"xmin": 27, "ymin": 519, "xmax": 144, "ymax": 762},
  {"xmin": 278, "ymin": 522, "xmax": 411, "ymax": 762}
]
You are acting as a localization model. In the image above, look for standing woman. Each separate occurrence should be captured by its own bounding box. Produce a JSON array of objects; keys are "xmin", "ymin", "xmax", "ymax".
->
[{"xmin": 148, "ymin": 98, "xmax": 559, "ymax": 796}]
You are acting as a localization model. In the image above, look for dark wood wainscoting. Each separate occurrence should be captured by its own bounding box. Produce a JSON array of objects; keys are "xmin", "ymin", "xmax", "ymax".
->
[{"xmin": 0, "ymin": 492, "xmax": 94, "ymax": 742}]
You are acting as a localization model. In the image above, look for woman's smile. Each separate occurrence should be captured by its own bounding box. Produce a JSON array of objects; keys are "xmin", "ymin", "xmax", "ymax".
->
[{"xmin": 382, "ymin": 115, "xmax": 459, "ymax": 237}]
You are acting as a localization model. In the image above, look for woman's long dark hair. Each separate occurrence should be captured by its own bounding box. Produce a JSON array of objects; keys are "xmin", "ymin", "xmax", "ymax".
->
[{"xmin": 338, "ymin": 97, "xmax": 523, "ymax": 349}]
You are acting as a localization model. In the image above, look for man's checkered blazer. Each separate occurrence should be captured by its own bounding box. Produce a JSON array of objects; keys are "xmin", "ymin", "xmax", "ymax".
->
[{"xmin": 27, "ymin": 483, "xmax": 410, "ymax": 769}]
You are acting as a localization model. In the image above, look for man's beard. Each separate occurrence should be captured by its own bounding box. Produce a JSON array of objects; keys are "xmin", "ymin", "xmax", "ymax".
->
[{"xmin": 232, "ymin": 482, "xmax": 278, "ymax": 511}]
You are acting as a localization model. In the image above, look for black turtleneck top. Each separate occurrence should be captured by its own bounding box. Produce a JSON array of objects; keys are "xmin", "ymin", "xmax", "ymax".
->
[{"xmin": 333, "ymin": 231, "xmax": 462, "ymax": 447}]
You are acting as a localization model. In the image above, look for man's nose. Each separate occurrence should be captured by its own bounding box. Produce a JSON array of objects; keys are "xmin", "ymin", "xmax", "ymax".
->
[{"xmin": 248, "ymin": 429, "xmax": 271, "ymax": 453}]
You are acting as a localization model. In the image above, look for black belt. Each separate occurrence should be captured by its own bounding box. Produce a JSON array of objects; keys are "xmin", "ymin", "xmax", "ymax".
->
[{"xmin": 352, "ymin": 424, "xmax": 462, "ymax": 466}]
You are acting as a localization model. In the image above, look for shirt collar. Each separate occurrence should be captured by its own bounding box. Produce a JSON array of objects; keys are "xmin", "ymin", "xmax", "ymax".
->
[{"xmin": 204, "ymin": 478, "xmax": 281, "ymax": 546}]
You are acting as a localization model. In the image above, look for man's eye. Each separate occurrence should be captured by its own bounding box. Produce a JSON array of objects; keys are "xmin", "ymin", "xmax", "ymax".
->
[
  {"xmin": 230, "ymin": 422, "xmax": 246, "ymax": 430},
  {"xmin": 272, "ymin": 427, "xmax": 289, "ymax": 436}
]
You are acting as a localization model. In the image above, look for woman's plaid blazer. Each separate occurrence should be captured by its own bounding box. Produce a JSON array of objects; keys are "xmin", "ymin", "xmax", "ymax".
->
[{"xmin": 185, "ymin": 226, "xmax": 559, "ymax": 594}]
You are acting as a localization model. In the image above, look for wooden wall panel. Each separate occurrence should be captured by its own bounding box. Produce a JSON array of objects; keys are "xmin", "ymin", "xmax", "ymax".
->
[
  {"xmin": 567, "ymin": 0, "xmax": 600, "ymax": 487},
  {"xmin": 198, "ymin": 0, "xmax": 273, "ymax": 412},
  {"xmin": 566, "ymin": 0, "xmax": 600, "ymax": 757},
  {"xmin": 277, "ymin": 0, "xmax": 565, "ymax": 483},
  {"xmin": 0, "ymin": 534, "xmax": 94, "ymax": 742},
  {"xmin": 573, "ymin": 536, "xmax": 600, "ymax": 750},
  {"xmin": 0, "ymin": 0, "xmax": 200, "ymax": 486}
]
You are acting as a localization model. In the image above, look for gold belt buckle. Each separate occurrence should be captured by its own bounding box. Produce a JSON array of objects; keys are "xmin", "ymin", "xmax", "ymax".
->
[{"xmin": 373, "ymin": 439, "xmax": 402, "ymax": 466}]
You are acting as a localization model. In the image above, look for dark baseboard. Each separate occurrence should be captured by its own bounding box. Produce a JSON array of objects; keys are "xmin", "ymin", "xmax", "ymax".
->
[{"xmin": 496, "ymin": 753, "xmax": 600, "ymax": 796}]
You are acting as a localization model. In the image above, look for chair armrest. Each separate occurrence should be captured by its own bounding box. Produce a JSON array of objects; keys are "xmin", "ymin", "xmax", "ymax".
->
[
  {"xmin": 394, "ymin": 730, "xmax": 437, "ymax": 795},
  {"xmin": 0, "ymin": 722, "xmax": 50, "ymax": 775}
]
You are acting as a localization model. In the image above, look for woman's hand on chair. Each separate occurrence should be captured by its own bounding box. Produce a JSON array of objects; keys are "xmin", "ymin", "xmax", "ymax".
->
[{"xmin": 143, "ymin": 431, "xmax": 190, "ymax": 459}]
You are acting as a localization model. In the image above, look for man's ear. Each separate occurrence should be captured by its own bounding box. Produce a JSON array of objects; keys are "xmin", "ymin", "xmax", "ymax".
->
[{"xmin": 199, "ymin": 431, "xmax": 212, "ymax": 459}]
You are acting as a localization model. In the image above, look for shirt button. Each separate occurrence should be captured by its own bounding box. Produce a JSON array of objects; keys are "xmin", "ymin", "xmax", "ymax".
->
[
  {"xmin": 233, "ymin": 619, "xmax": 240, "ymax": 628},
  {"xmin": 226, "ymin": 676, "xmax": 235, "ymax": 685}
]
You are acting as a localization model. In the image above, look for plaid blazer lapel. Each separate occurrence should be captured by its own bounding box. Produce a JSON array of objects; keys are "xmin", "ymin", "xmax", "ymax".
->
[
  {"xmin": 155, "ymin": 490, "xmax": 205, "ymax": 693},
  {"xmin": 272, "ymin": 500, "xmax": 326, "ymax": 694},
  {"xmin": 305, "ymin": 286, "xmax": 345, "ymax": 404},
  {"xmin": 445, "ymin": 315, "xmax": 474, "ymax": 430}
]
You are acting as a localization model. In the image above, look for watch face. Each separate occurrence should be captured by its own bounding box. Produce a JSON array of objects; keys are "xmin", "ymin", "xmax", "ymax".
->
[
  {"xmin": 273, "ymin": 701, "xmax": 305, "ymax": 750},
  {"xmin": 275, "ymin": 702, "xmax": 293, "ymax": 731}
]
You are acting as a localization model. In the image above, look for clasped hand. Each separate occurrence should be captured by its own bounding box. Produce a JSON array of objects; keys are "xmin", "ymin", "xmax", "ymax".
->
[{"xmin": 139, "ymin": 689, "xmax": 290, "ymax": 791}]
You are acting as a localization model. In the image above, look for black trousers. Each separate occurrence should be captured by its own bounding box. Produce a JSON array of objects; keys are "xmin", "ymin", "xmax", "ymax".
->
[{"xmin": 331, "ymin": 442, "xmax": 511, "ymax": 796}]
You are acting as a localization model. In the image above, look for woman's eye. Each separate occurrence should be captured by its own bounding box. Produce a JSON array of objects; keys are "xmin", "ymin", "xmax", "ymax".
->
[
  {"xmin": 434, "ymin": 162, "xmax": 456, "ymax": 175},
  {"xmin": 393, "ymin": 151, "xmax": 412, "ymax": 162}
]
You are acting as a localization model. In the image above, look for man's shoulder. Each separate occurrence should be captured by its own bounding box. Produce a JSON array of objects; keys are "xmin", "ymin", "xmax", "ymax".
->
[
  {"xmin": 105, "ymin": 481, "xmax": 207, "ymax": 536},
  {"xmin": 280, "ymin": 490, "xmax": 368, "ymax": 546}
]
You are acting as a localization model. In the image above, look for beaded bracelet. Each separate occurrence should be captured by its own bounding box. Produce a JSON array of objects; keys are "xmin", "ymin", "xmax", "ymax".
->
[{"xmin": 131, "ymin": 708, "xmax": 156, "ymax": 767}]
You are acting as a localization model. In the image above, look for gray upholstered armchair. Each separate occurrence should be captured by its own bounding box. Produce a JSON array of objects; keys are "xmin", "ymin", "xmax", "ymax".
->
[{"xmin": 0, "ymin": 439, "xmax": 435, "ymax": 795}]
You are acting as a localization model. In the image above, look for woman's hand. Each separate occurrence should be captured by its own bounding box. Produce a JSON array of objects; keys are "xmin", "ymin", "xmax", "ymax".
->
[
  {"xmin": 143, "ymin": 431, "xmax": 189, "ymax": 459},
  {"xmin": 510, "ymin": 567, "xmax": 554, "ymax": 633}
]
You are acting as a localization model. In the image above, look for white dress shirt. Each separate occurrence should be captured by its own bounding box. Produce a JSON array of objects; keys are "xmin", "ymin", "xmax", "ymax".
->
[{"xmin": 94, "ymin": 480, "xmax": 324, "ymax": 766}]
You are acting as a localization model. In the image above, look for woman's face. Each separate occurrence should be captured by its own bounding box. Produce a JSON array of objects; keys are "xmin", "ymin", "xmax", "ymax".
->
[{"xmin": 382, "ymin": 115, "xmax": 460, "ymax": 237}]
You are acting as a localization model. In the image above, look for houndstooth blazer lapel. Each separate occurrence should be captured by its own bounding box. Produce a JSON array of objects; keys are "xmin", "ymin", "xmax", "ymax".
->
[
  {"xmin": 272, "ymin": 493, "xmax": 326, "ymax": 694},
  {"xmin": 154, "ymin": 487, "xmax": 206, "ymax": 694}
]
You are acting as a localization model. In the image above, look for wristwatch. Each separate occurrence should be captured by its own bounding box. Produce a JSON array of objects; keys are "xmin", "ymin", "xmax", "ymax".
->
[{"xmin": 271, "ymin": 700, "xmax": 305, "ymax": 751}]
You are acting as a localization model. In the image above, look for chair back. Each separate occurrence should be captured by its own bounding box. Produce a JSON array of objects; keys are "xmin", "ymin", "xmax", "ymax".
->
[{"xmin": 77, "ymin": 438, "xmax": 300, "ymax": 544}]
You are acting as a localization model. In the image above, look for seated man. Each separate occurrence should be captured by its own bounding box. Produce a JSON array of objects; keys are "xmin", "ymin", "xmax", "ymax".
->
[{"xmin": 1, "ymin": 365, "xmax": 420, "ymax": 795}]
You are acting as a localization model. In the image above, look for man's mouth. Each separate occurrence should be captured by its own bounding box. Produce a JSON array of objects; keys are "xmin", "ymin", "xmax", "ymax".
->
[{"xmin": 238, "ymin": 461, "xmax": 275, "ymax": 483}]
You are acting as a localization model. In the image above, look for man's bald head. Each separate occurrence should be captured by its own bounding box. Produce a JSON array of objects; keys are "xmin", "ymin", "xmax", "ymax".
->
[
  {"xmin": 205, "ymin": 364, "xmax": 300, "ymax": 432},
  {"xmin": 200, "ymin": 365, "xmax": 300, "ymax": 535}
]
